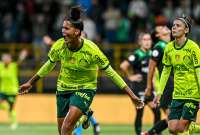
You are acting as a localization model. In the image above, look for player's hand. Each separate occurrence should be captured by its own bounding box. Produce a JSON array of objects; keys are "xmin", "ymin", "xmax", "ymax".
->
[
  {"xmin": 19, "ymin": 49, "xmax": 28, "ymax": 61},
  {"xmin": 144, "ymin": 87, "xmax": 152, "ymax": 97},
  {"xmin": 43, "ymin": 35, "xmax": 53, "ymax": 46},
  {"xmin": 19, "ymin": 82, "xmax": 32, "ymax": 95},
  {"xmin": 153, "ymin": 95, "xmax": 161, "ymax": 107},
  {"xmin": 133, "ymin": 98, "xmax": 144, "ymax": 109}
]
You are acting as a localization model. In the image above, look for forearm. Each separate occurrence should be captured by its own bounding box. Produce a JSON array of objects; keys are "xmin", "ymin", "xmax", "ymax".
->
[
  {"xmin": 154, "ymin": 68, "xmax": 161, "ymax": 95},
  {"xmin": 195, "ymin": 67, "xmax": 200, "ymax": 89},
  {"xmin": 37, "ymin": 60, "xmax": 56, "ymax": 78},
  {"xmin": 158, "ymin": 65, "xmax": 171, "ymax": 95},
  {"xmin": 27, "ymin": 74, "xmax": 41, "ymax": 85},
  {"xmin": 123, "ymin": 86, "xmax": 140, "ymax": 100},
  {"xmin": 147, "ymin": 59, "xmax": 156, "ymax": 90},
  {"xmin": 104, "ymin": 65, "xmax": 127, "ymax": 89}
]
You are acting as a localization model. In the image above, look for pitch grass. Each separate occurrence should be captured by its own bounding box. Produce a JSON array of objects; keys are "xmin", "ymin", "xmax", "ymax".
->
[{"xmin": 0, "ymin": 123, "xmax": 199, "ymax": 135}]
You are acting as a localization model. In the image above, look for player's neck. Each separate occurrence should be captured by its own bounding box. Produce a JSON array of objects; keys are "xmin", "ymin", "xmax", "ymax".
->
[
  {"xmin": 175, "ymin": 36, "xmax": 186, "ymax": 47},
  {"xmin": 141, "ymin": 47, "xmax": 147, "ymax": 52},
  {"xmin": 67, "ymin": 38, "xmax": 82, "ymax": 51}
]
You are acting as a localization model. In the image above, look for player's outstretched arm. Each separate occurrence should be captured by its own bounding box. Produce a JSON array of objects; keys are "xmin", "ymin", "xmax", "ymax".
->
[
  {"xmin": 19, "ymin": 60, "xmax": 56, "ymax": 95},
  {"xmin": 19, "ymin": 74, "xmax": 40, "ymax": 95},
  {"xmin": 104, "ymin": 65, "xmax": 144, "ymax": 109}
]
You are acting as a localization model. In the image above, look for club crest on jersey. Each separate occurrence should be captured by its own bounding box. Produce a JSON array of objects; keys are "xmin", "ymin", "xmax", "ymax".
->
[
  {"xmin": 69, "ymin": 57, "xmax": 76, "ymax": 64},
  {"xmin": 175, "ymin": 54, "xmax": 181, "ymax": 62}
]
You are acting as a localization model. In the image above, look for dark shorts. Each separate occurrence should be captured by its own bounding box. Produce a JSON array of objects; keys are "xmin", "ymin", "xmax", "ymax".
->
[
  {"xmin": 56, "ymin": 89, "xmax": 96, "ymax": 118},
  {"xmin": 168, "ymin": 99, "xmax": 199, "ymax": 121},
  {"xmin": 131, "ymin": 81, "xmax": 154, "ymax": 103},
  {"xmin": 0, "ymin": 92, "xmax": 16, "ymax": 107}
]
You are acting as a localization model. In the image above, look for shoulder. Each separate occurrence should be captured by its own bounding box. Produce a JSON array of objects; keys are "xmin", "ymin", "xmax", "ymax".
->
[
  {"xmin": 187, "ymin": 39, "xmax": 199, "ymax": 49},
  {"xmin": 164, "ymin": 41, "xmax": 174, "ymax": 51},
  {"xmin": 83, "ymin": 38, "xmax": 102, "ymax": 53},
  {"xmin": 51, "ymin": 38, "xmax": 65, "ymax": 50},
  {"xmin": 154, "ymin": 41, "xmax": 166, "ymax": 49}
]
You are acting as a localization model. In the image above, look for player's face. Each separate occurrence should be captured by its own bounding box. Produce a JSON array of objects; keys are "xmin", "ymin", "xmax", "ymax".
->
[
  {"xmin": 141, "ymin": 34, "xmax": 152, "ymax": 50},
  {"xmin": 2, "ymin": 54, "xmax": 12, "ymax": 64},
  {"xmin": 172, "ymin": 19, "xmax": 188, "ymax": 38},
  {"xmin": 62, "ymin": 20, "xmax": 79, "ymax": 43},
  {"xmin": 156, "ymin": 26, "xmax": 171, "ymax": 37}
]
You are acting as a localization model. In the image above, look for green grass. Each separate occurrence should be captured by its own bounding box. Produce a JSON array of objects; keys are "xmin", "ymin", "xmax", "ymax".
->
[{"xmin": 0, "ymin": 123, "xmax": 199, "ymax": 135}]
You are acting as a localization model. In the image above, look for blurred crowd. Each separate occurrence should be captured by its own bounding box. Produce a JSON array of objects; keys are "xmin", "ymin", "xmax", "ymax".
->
[{"xmin": 0, "ymin": 0, "xmax": 200, "ymax": 44}]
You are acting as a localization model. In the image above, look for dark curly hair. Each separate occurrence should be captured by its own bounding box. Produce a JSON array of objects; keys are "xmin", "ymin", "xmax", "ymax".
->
[{"xmin": 64, "ymin": 5, "xmax": 84, "ymax": 31}]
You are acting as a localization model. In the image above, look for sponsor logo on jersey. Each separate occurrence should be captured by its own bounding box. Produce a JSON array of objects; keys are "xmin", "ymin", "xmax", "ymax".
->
[
  {"xmin": 174, "ymin": 64, "xmax": 189, "ymax": 71},
  {"xmin": 192, "ymin": 51, "xmax": 198, "ymax": 65}
]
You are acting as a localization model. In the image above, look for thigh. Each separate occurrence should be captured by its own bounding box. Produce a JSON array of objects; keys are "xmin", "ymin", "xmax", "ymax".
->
[
  {"xmin": 70, "ymin": 90, "xmax": 95, "ymax": 114},
  {"xmin": 168, "ymin": 119, "xmax": 179, "ymax": 130},
  {"xmin": 7, "ymin": 95, "xmax": 16, "ymax": 110},
  {"xmin": 56, "ymin": 93, "xmax": 72, "ymax": 118},
  {"xmin": 182, "ymin": 100, "xmax": 199, "ymax": 121},
  {"xmin": 168, "ymin": 99, "xmax": 184, "ymax": 120},
  {"xmin": 62, "ymin": 106, "xmax": 83, "ymax": 128}
]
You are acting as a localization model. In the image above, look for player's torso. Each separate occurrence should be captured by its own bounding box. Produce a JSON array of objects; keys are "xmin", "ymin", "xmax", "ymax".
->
[
  {"xmin": 130, "ymin": 48, "xmax": 151, "ymax": 75},
  {"xmin": 167, "ymin": 40, "xmax": 199, "ymax": 99},
  {"xmin": 0, "ymin": 62, "xmax": 18, "ymax": 94}
]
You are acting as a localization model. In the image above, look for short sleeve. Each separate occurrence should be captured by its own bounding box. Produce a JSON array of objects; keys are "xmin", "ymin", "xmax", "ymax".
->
[
  {"xmin": 192, "ymin": 45, "xmax": 200, "ymax": 68},
  {"xmin": 151, "ymin": 45, "xmax": 163, "ymax": 63},
  {"xmin": 127, "ymin": 53, "xmax": 139, "ymax": 66},
  {"xmin": 93, "ymin": 48, "xmax": 109, "ymax": 69},
  {"xmin": 162, "ymin": 46, "xmax": 171, "ymax": 66}
]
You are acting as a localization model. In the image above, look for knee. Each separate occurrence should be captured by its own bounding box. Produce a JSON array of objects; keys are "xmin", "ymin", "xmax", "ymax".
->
[
  {"xmin": 61, "ymin": 121, "xmax": 75, "ymax": 135},
  {"xmin": 168, "ymin": 127, "xmax": 178, "ymax": 134},
  {"xmin": 168, "ymin": 125, "xmax": 178, "ymax": 134}
]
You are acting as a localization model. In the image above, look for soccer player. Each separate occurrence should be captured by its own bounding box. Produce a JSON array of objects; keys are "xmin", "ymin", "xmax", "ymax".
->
[
  {"xmin": 0, "ymin": 49, "xmax": 27, "ymax": 130},
  {"xmin": 120, "ymin": 33, "xmax": 161, "ymax": 135},
  {"xmin": 154, "ymin": 16, "xmax": 200, "ymax": 135},
  {"xmin": 43, "ymin": 33, "xmax": 100, "ymax": 135},
  {"xmin": 19, "ymin": 6, "xmax": 144, "ymax": 135},
  {"xmin": 142, "ymin": 25, "xmax": 172, "ymax": 135}
]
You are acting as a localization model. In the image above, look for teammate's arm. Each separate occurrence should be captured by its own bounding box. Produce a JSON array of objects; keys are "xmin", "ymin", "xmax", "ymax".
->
[
  {"xmin": 192, "ymin": 45, "xmax": 200, "ymax": 89},
  {"xmin": 158, "ymin": 65, "xmax": 171, "ymax": 95},
  {"xmin": 17, "ymin": 49, "xmax": 28, "ymax": 65}
]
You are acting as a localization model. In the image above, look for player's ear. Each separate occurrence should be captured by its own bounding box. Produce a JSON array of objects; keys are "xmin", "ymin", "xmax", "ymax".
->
[
  {"xmin": 75, "ymin": 29, "xmax": 80, "ymax": 36},
  {"xmin": 185, "ymin": 27, "xmax": 189, "ymax": 34}
]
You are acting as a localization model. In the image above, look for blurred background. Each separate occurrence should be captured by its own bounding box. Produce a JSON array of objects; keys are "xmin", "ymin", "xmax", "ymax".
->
[{"xmin": 0, "ymin": 0, "xmax": 200, "ymax": 135}]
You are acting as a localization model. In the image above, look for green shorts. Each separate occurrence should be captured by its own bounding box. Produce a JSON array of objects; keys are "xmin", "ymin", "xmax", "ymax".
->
[
  {"xmin": 56, "ymin": 89, "xmax": 96, "ymax": 118},
  {"xmin": 168, "ymin": 99, "xmax": 199, "ymax": 121},
  {"xmin": 0, "ymin": 92, "xmax": 16, "ymax": 108}
]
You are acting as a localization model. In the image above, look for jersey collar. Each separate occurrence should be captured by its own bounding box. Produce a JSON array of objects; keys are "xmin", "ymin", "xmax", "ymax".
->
[
  {"xmin": 173, "ymin": 38, "xmax": 188, "ymax": 50},
  {"xmin": 67, "ymin": 38, "xmax": 84, "ymax": 52}
]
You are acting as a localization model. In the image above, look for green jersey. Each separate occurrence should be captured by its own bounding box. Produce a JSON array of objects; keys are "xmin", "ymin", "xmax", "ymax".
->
[
  {"xmin": 48, "ymin": 38, "xmax": 109, "ymax": 91},
  {"xmin": 0, "ymin": 62, "xmax": 19, "ymax": 95},
  {"xmin": 162, "ymin": 39, "xmax": 200, "ymax": 101}
]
